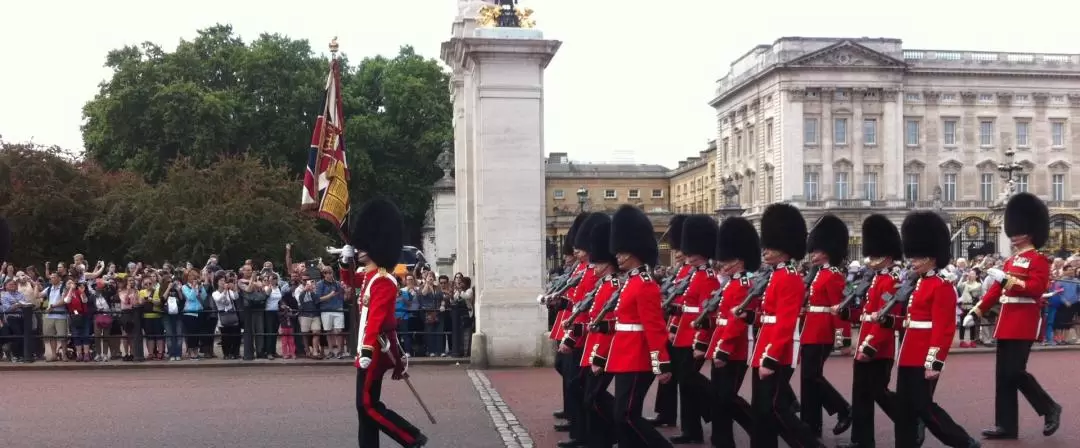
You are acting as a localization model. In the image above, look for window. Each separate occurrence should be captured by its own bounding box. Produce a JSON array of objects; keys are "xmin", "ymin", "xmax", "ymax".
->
[
  {"xmin": 905, "ymin": 93, "xmax": 921, "ymax": 102},
  {"xmin": 1053, "ymin": 174, "xmax": 1065, "ymax": 201},
  {"xmin": 804, "ymin": 172, "xmax": 820, "ymax": 201},
  {"xmin": 943, "ymin": 120, "xmax": 957, "ymax": 146},
  {"xmin": 1014, "ymin": 94, "xmax": 1030, "ymax": 104},
  {"xmin": 905, "ymin": 120, "xmax": 919, "ymax": 146},
  {"xmin": 1052, "ymin": 121, "xmax": 1066, "ymax": 147},
  {"xmin": 834, "ymin": 118, "xmax": 848, "ymax": 145},
  {"xmin": 979, "ymin": 120, "xmax": 994, "ymax": 147},
  {"xmin": 1052, "ymin": 95, "xmax": 1066, "ymax": 105},
  {"xmin": 942, "ymin": 93, "xmax": 956, "ymax": 102},
  {"xmin": 748, "ymin": 129, "xmax": 755, "ymax": 152},
  {"xmin": 628, "ymin": 189, "xmax": 640, "ymax": 199},
  {"xmin": 980, "ymin": 173, "xmax": 994, "ymax": 201},
  {"xmin": 749, "ymin": 180, "xmax": 755, "ymax": 204},
  {"xmin": 553, "ymin": 189, "xmax": 564, "ymax": 199},
  {"xmin": 979, "ymin": 93, "xmax": 994, "ymax": 103},
  {"xmin": 1016, "ymin": 122, "xmax": 1030, "ymax": 147},
  {"xmin": 736, "ymin": 134, "xmax": 743, "ymax": 155},
  {"xmin": 862, "ymin": 118, "xmax": 877, "ymax": 145},
  {"xmin": 864, "ymin": 172, "xmax": 878, "ymax": 200},
  {"xmin": 943, "ymin": 173, "xmax": 957, "ymax": 201},
  {"xmin": 766, "ymin": 121, "xmax": 774, "ymax": 149},
  {"xmin": 603, "ymin": 189, "xmax": 617, "ymax": 199},
  {"xmin": 766, "ymin": 174, "xmax": 774, "ymax": 203},
  {"xmin": 835, "ymin": 172, "xmax": 849, "ymax": 199},
  {"xmin": 1015, "ymin": 174, "xmax": 1029, "ymax": 193},
  {"xmin": 804, "ymin": 118, "xmax": 819, "ymax": 145},
  {"xmin": 651, "ymin": 189, "xmax": 664, "ymax": 198},
  {"xmin": 905, "ymin": 173, "xmax": 920, "ymax": 201}
]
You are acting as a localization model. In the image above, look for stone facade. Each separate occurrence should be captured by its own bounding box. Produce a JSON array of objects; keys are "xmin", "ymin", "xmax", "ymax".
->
[
  {"xmin": 709, "ymin": 37, "xmax": 1080, "ymax": 257},
  {"xmin": 669, "ymin": 141, "xmax": 718, "ymax": 215}
]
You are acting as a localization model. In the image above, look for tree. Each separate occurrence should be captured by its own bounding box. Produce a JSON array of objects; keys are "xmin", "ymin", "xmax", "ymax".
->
[{"xmin": 82, "ymin": 26, "xmax": 452, "ymax": 244}]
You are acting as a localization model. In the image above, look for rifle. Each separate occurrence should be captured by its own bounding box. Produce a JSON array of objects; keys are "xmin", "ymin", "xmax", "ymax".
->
[
  {"xmin": 587, "ymin": 274, "xmax": 628, "ymax": 333},
  {"xmin": 801, "ymin": 265, "xmax": 821, "ymax": 308},
  {"xmin": 657, "ymin": 262, "xmax": 683, "ymax": 297},
  {"xmin": 538, "ymin": 270, "xmax": 585, "ymax": 307},
  {"xmin": 876, "ymin": 273, "xmax": 919, "ymax": 325},
  {"xmin": 693, "ymin": 270, "xmax": 770, "ymax": 329},
  {"xmin": 836, "ymin": 268, "xmax": 874, "ymax": 310},
  {"xmin": 661, "ymin": 273, "xmax": 694, "ymax": 317},
  {"xmin": 732, "ymin": 267, "xmax": 774, "ymax": 316},
  {"xmin": 562, "ymin": 276, "xmax": 608, "ymax": 329}
]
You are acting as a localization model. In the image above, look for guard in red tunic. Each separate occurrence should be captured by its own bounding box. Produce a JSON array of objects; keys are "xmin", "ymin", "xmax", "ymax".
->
[
  {"xmin": 664, "ymin": 214, "xmax": 718, "ymax": 444},
  {"xmin": 964, "ymin": 192, "xmax": 1062, "ymax": 440},
  {"xmin": 801, "ymin": 214, "xmax": 853, "ymax": 437},
  {"xmin": 697, "ymin": 216, "xmax": 759, "ymax": 448},
  {"xmin": 550, "ymin": 213, "xmax": 588, "ymax": 426},
  {"xmin": 650, "ymin": 214, "xmax": 688, "ymax": 427},
  {"xmin": 338, "ymin": 198, "xmax": 427, "ymax": 448},
  {"xmin": 601, "ymin": 204, "xmax": 674, "ymax": 448},
  {"xmin": 836, "ymin": 214, "xmax": 906, "ymax": 448},
  {"xmin": 581, "ymin": 218, "xmax": 620, "ymax": 448},
  {"xmin": 749, "ymin": 204, "xmax": 823, "ymax": 448},
  {"xmin": 556, "ymin": 212, "xmax": 607, "ymax": 447},
  {"xmin": 895, "ymin": 211, "xmax": 978, "ymax": 448}
]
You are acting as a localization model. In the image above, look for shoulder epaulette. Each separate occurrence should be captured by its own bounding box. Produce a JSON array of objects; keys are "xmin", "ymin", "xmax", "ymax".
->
[
  {"xmin": 739, "ymin": 276, "xmax": 752, "ymax": 286},
  {"xmin": 705, "ymin": 268, "xmax": 716, "ymax": 277},
  {"xmin": 783, "ymin": 264, "xmax": 799, "ymax": 274},
  {"xmin": 828, "ymin": 266, "xmax": 844, "ymax": 274},
  {"xmin": 639, "ymin": 270, "xmax": 653, "ymax": 282},
  {"xmin": 609, "ymin": 276, "xmax": 620, "ymax": 287}
]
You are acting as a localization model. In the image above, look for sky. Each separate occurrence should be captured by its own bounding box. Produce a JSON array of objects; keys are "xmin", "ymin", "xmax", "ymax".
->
[{"xmin": 4, "ymin": 0, "xmax": 1080, "ymax": 168}]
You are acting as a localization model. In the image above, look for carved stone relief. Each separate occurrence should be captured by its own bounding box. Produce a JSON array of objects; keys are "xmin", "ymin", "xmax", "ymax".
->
[
  {"xmin": 960, "ymin": 91, "xmax": 978, "ymax": 104},
  {"xmin": 881, "ymin": 88, "xmax": 900, "ymax": 102},
  {"xmin": 923, "ymin": 91, "xmax": 941, "ymax": 105}
]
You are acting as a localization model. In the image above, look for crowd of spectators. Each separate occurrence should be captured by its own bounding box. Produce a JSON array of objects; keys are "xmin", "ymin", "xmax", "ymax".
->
[{"xmin": 0, "ymin": 245, "xmax": 476, "ymax": 363}]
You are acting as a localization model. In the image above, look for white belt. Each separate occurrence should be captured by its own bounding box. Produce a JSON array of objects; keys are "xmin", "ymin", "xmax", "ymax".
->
[
  {"xmin": 682, "ymin": 306, "xmax": 701, "ymax": 313},
  {"xmin": 806, "ymin": 306, "xmax": 831, "ymax": 313},
  {"xmin": 715, "ymin": 318, "xmax": 729, "ymax": 326},
  {"xmin": 760, "ymin": 315, "xmax": 777, "ymax": 324},
  {"xmin": 904, "ymin": 320, "xmax": 932, "ymax": 329},
  {"xmin": 615, "ymin": 323, "xmax": 644, "ymax": 332},
  {"xmin": 860, "ymin": 314, "xmax": 875, "ymax": 322},
  {"xmin": 1000, "ymin": 296, "xmax": 1036, "ymax": 305}
]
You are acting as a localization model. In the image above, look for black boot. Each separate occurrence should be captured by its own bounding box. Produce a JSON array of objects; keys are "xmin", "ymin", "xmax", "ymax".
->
[
  {"xmin": 1043, "ymin": 403, "xmax": 1062, "ymax": 436},
  {"xmin": 553, "ymin": 423, "xmax": 570, "ymax": 432},
  {"xmin": 980, "ymin": 426, "xmax": 1017, "ymax": 440},
  {"xmin": 406, "ymin": 433, "xmax": 429, "ymax": 448},
  {"xmin": 553, "ymin": 410, "xmax": 567, "ymax": 419},
  {"xmin": 556, "ymin": 439, "xmax": 585, "ymax": 448},
  {"xmin": 832, "ymin": 411, "xmax": 853, "ymax": 435},
  {"xmin": 669, "ymin": 434, "xmax": 704, "ymax": 444}
]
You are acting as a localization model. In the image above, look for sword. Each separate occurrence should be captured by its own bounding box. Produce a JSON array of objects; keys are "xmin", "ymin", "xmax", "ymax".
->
[{"xmin": 404, "ymin": 376, "xmax": 438, "ymax": 424}]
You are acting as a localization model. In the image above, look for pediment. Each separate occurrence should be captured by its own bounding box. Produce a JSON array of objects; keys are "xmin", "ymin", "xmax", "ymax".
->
[
  {"xmin": 833, "ymin": 158, "xmax": 853, "ymax": 169},
  {"xmin": 785, "ymin": 41, "xmax": 907, "ymax": 69},
  {"xmin": 904, "ymin": 159, "xmax": 926, "ymax": 171},
  {"xmin": 1049, "ymin": 160, "xmax": 1071, "ymax": 170},
  {"xmin": 975, "ymin": 159, "xmax": 997, "ymax": 170},
  {"xmin": 939, "ymin": 159, "xmax": 963, "ymax": 171},
  {"xmin": 1018, "ymin": 159, "xmax": 1035, "ymax": 171}
]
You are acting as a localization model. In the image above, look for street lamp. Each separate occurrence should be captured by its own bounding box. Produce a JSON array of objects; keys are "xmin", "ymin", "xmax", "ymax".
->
[
  {"xmin": 990, "ymin": 147, "xmax": 1024, "ymax": 256},
  {"xmin": 576, "ymin": 187, "xmax": 588, "ymax": 213}
]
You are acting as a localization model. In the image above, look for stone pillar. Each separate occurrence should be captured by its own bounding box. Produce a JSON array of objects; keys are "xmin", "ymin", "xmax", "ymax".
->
[
  {"xmin": 432, "ymin": 144, "xmax": 458, "ymax": 276},
  {"xmin": 882, "ymin": 88, "xmax": 902, "ymax": 200},
  {"xmin": 443, "ymin": 24, "xmax": 561, "ymax": 367},
  {"xmin": 820, "ymin": 88, "xmax": 835, "ymax": 199}
]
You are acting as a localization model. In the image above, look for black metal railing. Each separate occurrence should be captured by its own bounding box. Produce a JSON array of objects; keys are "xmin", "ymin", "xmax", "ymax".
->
[{"xmin": 0, "ymin": 307, "xmax": 472, "ymax": 363}]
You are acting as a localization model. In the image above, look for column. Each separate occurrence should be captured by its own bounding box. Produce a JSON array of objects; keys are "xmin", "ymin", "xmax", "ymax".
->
[
  {"xmin": 852, "ymin": 90, "xmax": 865, "ymax": 199},
  {"xmin": 452, "ymin": 28, "xmax": 561, "ymax": 367},
  {"xmin": 781, "ymin": 88, "xmax": 806, "ymax": 200},
  {"xmin": 882, "ymin": 88, "xmax": 903, "ymax": 200},
  {"xmin": 820, "ymin": 87, "xmax": 834, "ymax": 199}
]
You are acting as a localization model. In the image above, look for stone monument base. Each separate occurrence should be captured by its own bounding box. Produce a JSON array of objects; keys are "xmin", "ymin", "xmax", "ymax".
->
[{"xmin": 470, "ymin": 299, "xmax": 547, "ymax": 367}]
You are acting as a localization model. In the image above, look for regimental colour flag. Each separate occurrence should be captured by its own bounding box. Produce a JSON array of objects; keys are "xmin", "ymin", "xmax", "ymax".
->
[{"xmin": 302, "ymin": 53, "xmax": 351, "ymax": 238}]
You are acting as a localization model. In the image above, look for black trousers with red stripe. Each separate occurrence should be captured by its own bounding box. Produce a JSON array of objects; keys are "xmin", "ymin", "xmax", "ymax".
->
[
  {"xmin": 711, "ymin": 361, "xmax": 753, "ymax": 448},
  {"xmin": 894, "ymin": 366, "xmax": 971, "ymax": 448},
  {"xmin": 613, "ymin": 372, "xmax": 673, "ymax": 448},
  {"xmin": 750, "ymin": 366, "xmax": 821, "ymax": 448},
  {"xmin": 583, "ymin": 370, "xmax": 616, "ymax": 448},
  {"xmin": 356, "ymin": 362, "xmax": 423, "ymax": 447}
]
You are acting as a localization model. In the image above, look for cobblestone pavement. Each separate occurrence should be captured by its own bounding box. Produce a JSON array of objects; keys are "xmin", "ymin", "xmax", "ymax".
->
[
  {"xmin": 0, "ymin": 365, "xmax": 502, "ymax": 448},
  {"xmin": 488, "ymin": 350, "xmax": 1080, "ymax": 448}
]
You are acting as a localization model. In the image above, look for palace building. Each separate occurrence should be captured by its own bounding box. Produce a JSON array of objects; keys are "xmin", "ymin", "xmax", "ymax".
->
[{"xmin": 710, "ymin": 37, "xmax": 1080, "ymax": 258}]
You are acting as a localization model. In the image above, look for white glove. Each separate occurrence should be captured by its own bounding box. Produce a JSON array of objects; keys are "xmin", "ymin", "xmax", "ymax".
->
[
  {"xmin": 962, "ymin": 314, "xmax": 976, "ymax": 328},
  {"xmin": 357, "ymin": 356, "xmax": 372, "ymax": 369},
  {"xmin": 986, "ymin": 268, "xmax": 1006, "ymax": 283},
  {"xmin": 340, "ymin": 245, "xmax": 356, "ymax": 263},
  {"xmin": 537, "ymin": 294, "xmax": 546, "ymax": 304},
  {"xmin": 400, "ymin": 353, "xmax": 410, "ymax": 374}
]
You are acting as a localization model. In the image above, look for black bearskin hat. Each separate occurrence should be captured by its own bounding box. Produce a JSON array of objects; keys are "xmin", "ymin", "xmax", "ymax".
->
[
  {"xmin": 861, "ymin": 214, "xmax": 903, "ymax": 261},
  {"xmin": 807, "ymin": 214, "xmax": 849, "ymax": 265},
  {"xmin": 1004, "ymin": 192, "xmax": 1050, "ymax": 249},
  {"xmin": 666, "ymin": 214, "xmax": 688, "ymax": 251},
  {"xmin": 563, "ymin": 213, "xmax": 588, "ymax": 256},
  {"xmin": 589, "ymin": 220, "xmax": 616, "ymax": 265},
  {"xmin": 901, "ymin": 211, "xmax": 951, "ymax": 270},
  {"xmin": 716, "ymin": 217, "xmax": 761, "ymax": 272},
  {"xmin": 0, "ymin": 217, "xmax": 10, "ymax": 264},
  {"xmin": 349, "ymin": 198, "xmax": 404, "ymax": 271},
  {"xmin": 611, "ymin": 205, "xmax": 659, "ymax": 267},
  {"xmin": 681, "ymin": 215, "xmax": 719, "ymax": 259},
  {"xmin": 760, "ymin": 203, "xmax": 807, "ymax": 260},
  {"xmin": 574, "ymin": 212, "xmax": 609, "ymax": 252}
]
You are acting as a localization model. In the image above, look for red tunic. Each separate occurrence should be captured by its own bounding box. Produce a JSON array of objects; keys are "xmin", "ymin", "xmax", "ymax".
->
[
  {"xmin": 561, "ymin": 266, "xmax": 602, "ymax": 349},
  {"xmin": 897, "ymin": 271, "xmax": 957, "ymax": 370},
  {"xmin": 801, "ymin": 265, "xmax": 851, "ymax": 346},
  {"xmin": 605, "ymin": 267, "xmax": 671, "ymax": 374},
  {"xmin": 704, "ymin": 273, "xmax": 753, "ymax": 362},
  {"xmin": 752, "ymin": 261, "xmax": 803, "ymax": 369},
  {"xmin": 550, "ymin": 262, "xmax": 588, "ymax": 341},
  {"xmin": 975, "ymin": 249, "xmax": 1049, "ymax": 341},
  {"xmin": 667, "ymin": 264, "xmax": 693, "ymax": 332},
  {"xmin": 355, "ymin": 268, "xmax": 401, "ymax": 370},
  {"xmin": 673, "ymin": 265, "xmax": 719, "ymax": 348},
  {"xmin": 581, "ymin": 273, "xmax": 621, "ymax": 368},
  {"xmin": 854, "ymin": 267, "xmax": 902, "ymax": 360}
]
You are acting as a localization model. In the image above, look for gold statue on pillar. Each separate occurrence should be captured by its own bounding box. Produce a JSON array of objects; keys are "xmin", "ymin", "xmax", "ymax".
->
[{"xmin": 476, "ymin": 1, "xmax": 536, "ymax": 29}]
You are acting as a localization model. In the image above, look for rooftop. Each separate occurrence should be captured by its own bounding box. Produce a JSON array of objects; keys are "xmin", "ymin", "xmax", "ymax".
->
[{"xmin": 544, "ymin": 152, "xmax": 669, "ymax": 178}]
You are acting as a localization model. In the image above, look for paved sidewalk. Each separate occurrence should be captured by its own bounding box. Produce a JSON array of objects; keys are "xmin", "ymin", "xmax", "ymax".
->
[{"xmin": 0, "ymin": 355, "xmax": 470, "ymax": 371}]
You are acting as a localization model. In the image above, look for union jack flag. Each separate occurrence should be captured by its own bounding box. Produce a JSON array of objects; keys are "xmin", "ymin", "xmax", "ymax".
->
[{"xmin": 302, "ymin": 56, "xmax": 351, "ymax": 239}]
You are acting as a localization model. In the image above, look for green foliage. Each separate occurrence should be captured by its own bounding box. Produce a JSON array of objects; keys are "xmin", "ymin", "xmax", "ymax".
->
[
  {"xmin": 0, "ymin": 141, "xmax": 330, "ymax": 267},
  {"xmin": 81, "ymin": 25, "xmax": 452, "ymax": 242}
]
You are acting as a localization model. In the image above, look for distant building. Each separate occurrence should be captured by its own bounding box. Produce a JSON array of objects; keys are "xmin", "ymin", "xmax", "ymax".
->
[
  {"xmin": 669, "ymin": 140, "xmax": 718, "ymax": 215},
  {"xmin": 709, "ymin": 36, "xmax": 1080, "ymax": 257}
]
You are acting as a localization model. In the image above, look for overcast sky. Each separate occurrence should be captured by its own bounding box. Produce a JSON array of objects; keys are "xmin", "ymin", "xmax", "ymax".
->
[{"xmin": 3, "ymin": 0, "xmax": 1080, "ymax": 168}]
